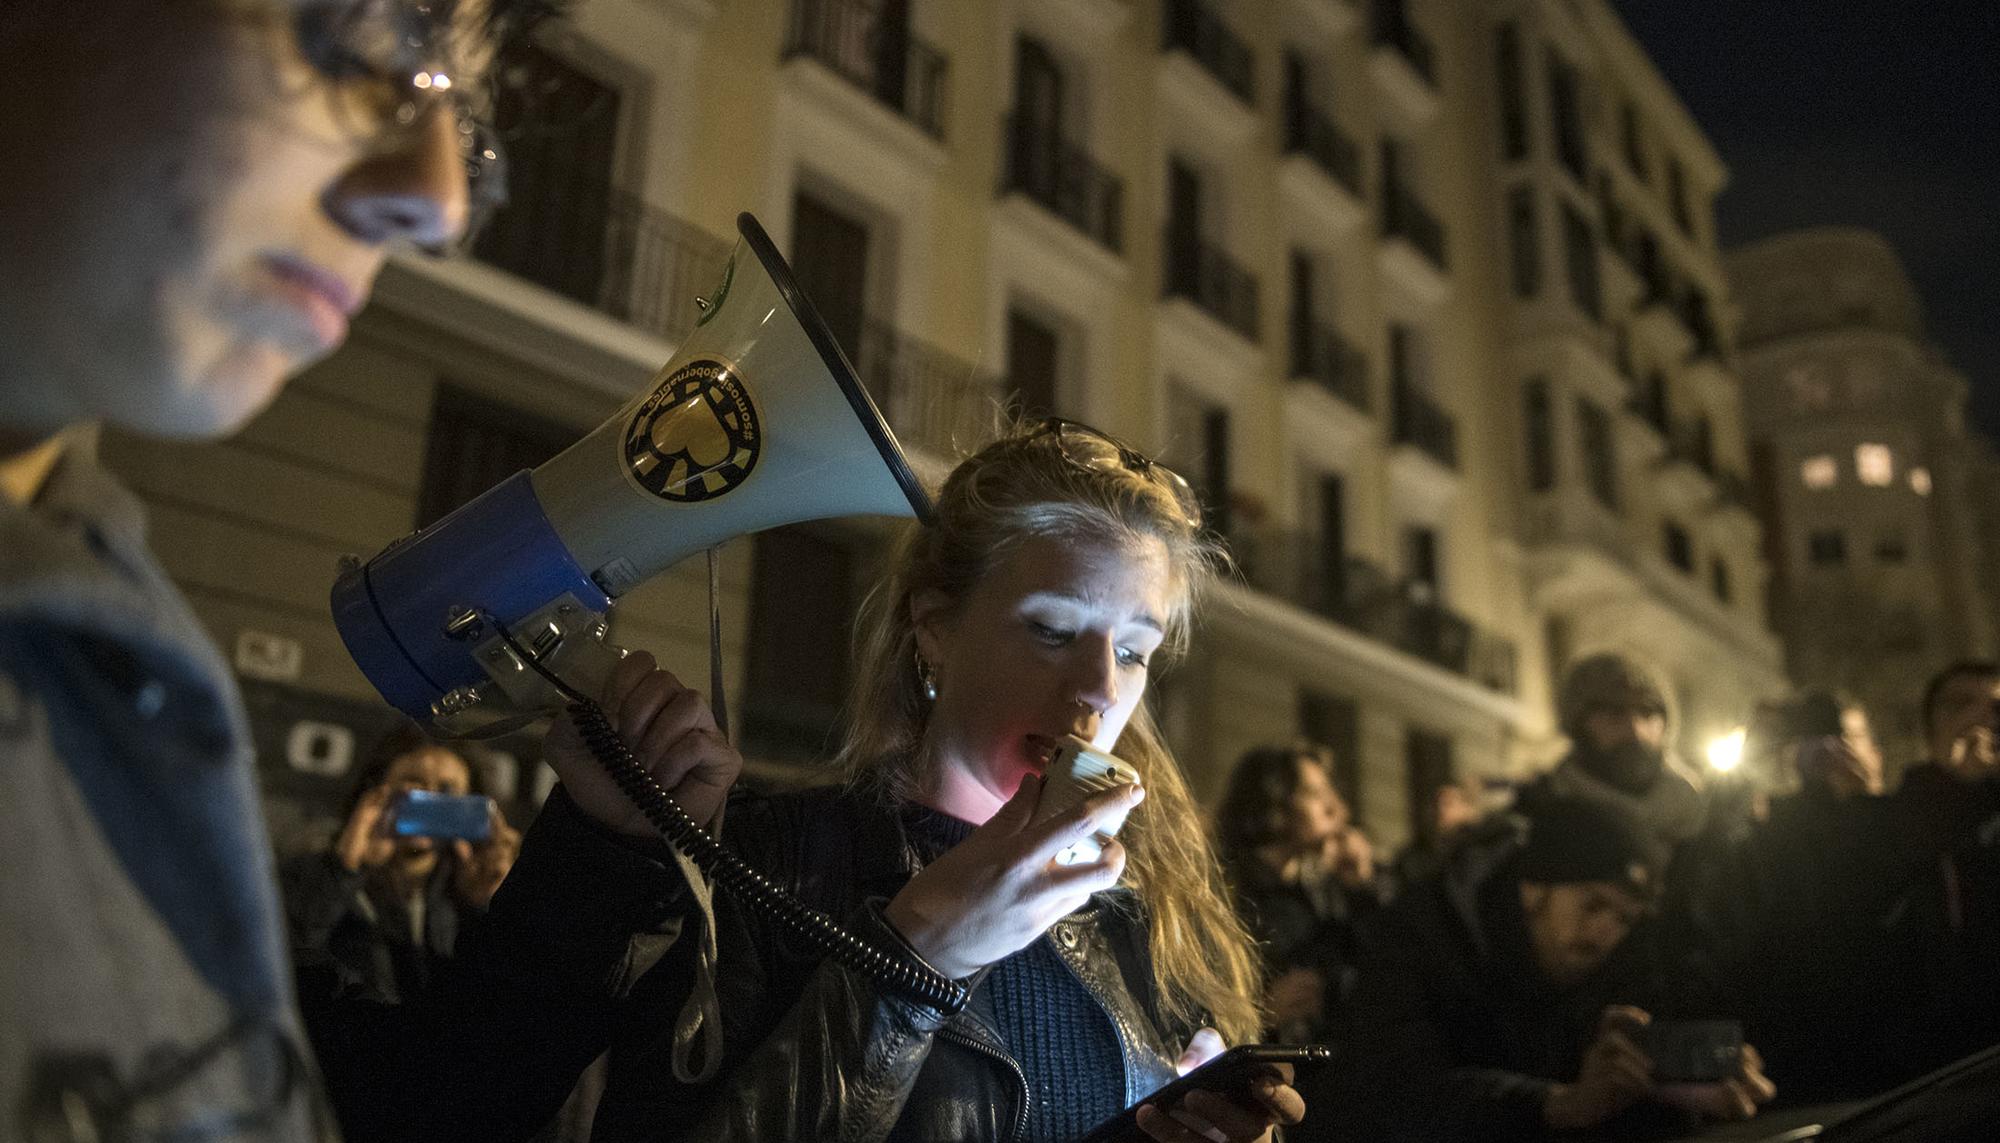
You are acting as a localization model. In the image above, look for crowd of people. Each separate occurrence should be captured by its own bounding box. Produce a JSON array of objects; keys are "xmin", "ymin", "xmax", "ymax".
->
[{"xmin": 6, "ymin": 2, "xmax": 1999, "ymax": 1141}]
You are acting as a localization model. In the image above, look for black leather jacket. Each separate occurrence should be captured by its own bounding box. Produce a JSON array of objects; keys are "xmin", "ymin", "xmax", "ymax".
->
[{"xmin": 407, "ymin": 780, "xmax": 1187, "ymax": 1143}]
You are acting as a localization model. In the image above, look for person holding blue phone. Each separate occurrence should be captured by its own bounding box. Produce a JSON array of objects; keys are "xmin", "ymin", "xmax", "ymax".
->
[{"xmin": 283, "ymin": 722, "xmax": 521, "ymax": 1007}]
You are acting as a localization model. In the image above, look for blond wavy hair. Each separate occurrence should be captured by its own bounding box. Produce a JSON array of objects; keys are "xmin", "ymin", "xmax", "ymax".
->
[{"xmin": 834, "ymin": 422, "xmax": 1264, "ymax": 1045}]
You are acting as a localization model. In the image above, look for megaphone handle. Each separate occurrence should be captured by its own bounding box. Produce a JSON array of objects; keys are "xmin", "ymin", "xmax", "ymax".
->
[
  {"xmin": 707, "ymin": 548, "xmax": 728, "ymax": 740},
  {"xmin": 476, "ymin": 611, "xmax": 968, "ymax": 1017}
]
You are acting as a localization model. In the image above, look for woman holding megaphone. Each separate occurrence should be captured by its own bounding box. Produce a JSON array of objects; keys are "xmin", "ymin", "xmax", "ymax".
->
[{"xmin": 418, "ymin": 420, "xmax": 1304, "ymax": 1143}]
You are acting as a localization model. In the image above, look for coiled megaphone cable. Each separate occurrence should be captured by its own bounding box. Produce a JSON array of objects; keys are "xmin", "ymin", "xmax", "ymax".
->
[{"xmin": 482, "ymin": 614, "xmax": 971, "ymax": 1018}]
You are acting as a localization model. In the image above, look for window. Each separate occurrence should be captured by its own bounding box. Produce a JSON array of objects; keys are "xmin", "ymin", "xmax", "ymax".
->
[
  {"xmin": 1405, "ymin": 526, "xmax": 1441, "ymax": 600},
  {"xmin": 1495, "ymin": 22, "xmax": 1528, "ymax": 161},
  {"xmin": 1808, "ymin": 530, "xmax": 1847, "ymax": 565},
  {"xmin": 417, "ymin": 386, "xmax": 576, "ymax": 529},
  {"xmin": 1300, "ymin": 690, "xmax": 1363, "ymax": 823},
  {"xmin": 741, "ymin": 526, "xmax": 861, "ymax": 762},
  {"xmin": 1911, "ymin": 467, "xmax": 1934, "ymax": 496},
  {"xmin": 1508, "ymin": 185, "xmax": 1541, "ymax": 298},
  {"xmin": 1562, "ymin": 202, "xmax": 1601, "ymax": 320},
  {"xmin": 1576, "ymin": 398, "xmax": 1618, "ymax": 509},
  {"xmin": 1005, "ymin": 307, "xmax": 1061, "ymax": 420},
  {"xmin": 792, "ymin": 189, "xmax": 873, "ymax": 358},
  {"xmin": 1524, "ymin": 378, "xmax": 1555, "ymax": 492},
  {"xmin": 1663, "ymin": 520, "xmax": 1693, "ymax": 572},
  {"xmin": 1710, "ymin": 558, "xmax": 1732, "ymax": 604},
  {"xmin": 1856, "ymin": 443, "xmax": 1894, "ymax": 487},
  {"xmin": 1620, "ymin": 100, "xmax": 1646, "ymax": 180},
  {"xmin": 1168, "ymin": 384, "xmax": 1233, "ymax": 539},
  {"xmin": 1667, "ymin": 157, "xmax": 1694, "ymax": 237},
  {"xmin": 1311, "ymin": 472, "xmax": 1351, "ymax": 614},
  {"xmin": 1876, "ymin": 533, "xmax": 1908, "ymax": 564},
  {"xmin": 1547, "ymin": 53, "xmax": 1588, "ymax": 182},
  {"xmin": 1800, "ymin": 454, "xmax": 1837, "ymax": 490}
]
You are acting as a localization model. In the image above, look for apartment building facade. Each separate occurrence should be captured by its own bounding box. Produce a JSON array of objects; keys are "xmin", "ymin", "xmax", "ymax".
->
[
  {"xmin": 105, "ymin": 0, "xmax": 1785, "ymax": 850},
  {"xmin": 1728, "ymin": 227, "xmax": 1997, "ymax": 769}
]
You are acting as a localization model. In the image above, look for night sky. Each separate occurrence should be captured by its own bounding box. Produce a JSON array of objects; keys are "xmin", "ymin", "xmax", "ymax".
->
[{"xmin": 1611, "ymin": 2, "xmax": 2000, "ymax": 437}]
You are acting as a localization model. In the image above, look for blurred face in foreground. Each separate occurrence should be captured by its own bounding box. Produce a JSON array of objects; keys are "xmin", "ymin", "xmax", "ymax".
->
[
  {"xmin": 1520, "ymin": 880, "xmax": 1647, "ymax": 988},
  {"xmin": 914, "ymin": 533, "xmax": 1170, "ymax": 823},
  {"xmin": 0, "ymin": 0, "xmax": 492, "ymax": 450}
]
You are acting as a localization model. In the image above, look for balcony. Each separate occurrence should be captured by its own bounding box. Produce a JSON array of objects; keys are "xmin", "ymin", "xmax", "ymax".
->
[
  {"xmin": 1392, "ymin": 382, "xmax": 1457, "ymax": 470},
  {"xmin": 1279, "ymin": 97, "xmax": 1367, "ymax": 234},
  {"xmin": 1655, "ymin": 417, "xmax": 1718, "ymax": 507},
  {"xmin": 1379, "ymin": 179, "xmax": 1449, "ymax": 304},
  {"xmin": 1367, "ymin": 0, "xmax": 1439, "ymax": 125},
  {"xmin": 1283, "ymin": 99, "xmax": 1363, "ymax": 200},
  {"xmin": 1228, "ymin": 532, "xmax": 1518, "ymax": 694},
  {"xmin": 784, "ymin": 0, "xmax": 949, "ymax": 138},
  {"xmin": 1000, "ymin": 114, "xmax": 1125, "ymax": 255},
  {"xmin": 851, "ymin": 317, "xmax": 1001, "ymax": 461},
  {"xmin": 1164, "ymin": 230, "xmax": 1261, "ymax": 342},
  {"xmin": 1162, "ymin": 0, "xmax": 1255, "ymax": 105},
  {"xmin": 471, "ymin": 181, "xmax": 731, "ymax": 344},
  {"xmin": 1291, "ymin": 316, "xmax": 1371, "ymax": 414}
]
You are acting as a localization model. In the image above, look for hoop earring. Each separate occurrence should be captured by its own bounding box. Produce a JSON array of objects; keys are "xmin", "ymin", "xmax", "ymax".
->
[{"xmin": 916, "ymin": 655, "xmax": 939, "ymax": 702}]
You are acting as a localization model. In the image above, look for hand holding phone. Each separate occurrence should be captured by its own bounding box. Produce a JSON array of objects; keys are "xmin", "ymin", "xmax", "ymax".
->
[
  {"xmin": 383, "ymin": 790, "xmax": 495, "ymax": 842},
  {"xmin": 1637, "ymin": 1020, "xmax": 1742, "ymax": 1084},
  {"xmin": 1029, "ymin": 735, "xmax": 1142, "ymax": 867},
  {"xmin": 1080, "ymin": 1045, "xmax": 1326, "ymax": 1143}
]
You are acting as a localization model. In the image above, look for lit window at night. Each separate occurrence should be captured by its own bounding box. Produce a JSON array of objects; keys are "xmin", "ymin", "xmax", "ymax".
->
[
  {"xmin": 1910, "ymin": 467, "xmax": 1933, "ymax": 496},
  {"xmin": 1800, "ymin": 455, "xmax": 1837, "ymax": 489},
  {"xmin": 1856, "ymin": 443, "xmax": 1894, "ymax": 487}
]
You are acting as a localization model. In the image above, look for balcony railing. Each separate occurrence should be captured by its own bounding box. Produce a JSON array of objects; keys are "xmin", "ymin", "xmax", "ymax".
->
[
  {"xmin": 1229, "ymin": 532, "xmax": 1517, "ymax": 694},
  {"xmin": 1000, "ymin": 114, "xmax": 1125, "ymax": 254},
  {"xmin": 1164, "ymin": 230, "xmax": 1261, "ymax": 340},
  {"xmin": 470, "ymin": 181, "xmax": 731, "ymax": 343},
  {"xmin": 1370, "ymin": 0, "xmax": 1437, "ymax": 88},
  {"xmin": 1382, "ymin": 180, "xmax": 1448, "ymax": 271},
  {"xmin": 1283, "ymin": 97, "xmax": 1364, "ymax": 198},
  {"xmin": 784, "ymin": 0, "xmax": 949, "ymax": 138},
  {"xmin": 852, "ymin": 317, "xmax": 1000, "ymax": 459},
  {"xmin": 1628, "ymin": 382, "xmax": 1670, "ymax": 436},
  {"xmin": 1665, "ymin": 418, "xmax": 1716, "ymax": 477},
  {"xmin": 1291, "ymin": 316, "xmax": 1371, "ymax": 413},
  {"xmin": 1392, "ymin": 382, "xmax": 1458, "ymax": 469},
  {"xmin": 1682, "ymin": 290, "xmax": 1722, "ymax": 359},
  {"xmin": 1162, "ymin": 0, "xmax": 1255, "ymax": 104}
]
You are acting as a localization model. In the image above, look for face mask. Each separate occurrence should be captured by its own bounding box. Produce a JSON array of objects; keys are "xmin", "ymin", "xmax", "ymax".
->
[{"xmin": 1578, "ymin": 738, "xmax": 1665, "ymax": 796}]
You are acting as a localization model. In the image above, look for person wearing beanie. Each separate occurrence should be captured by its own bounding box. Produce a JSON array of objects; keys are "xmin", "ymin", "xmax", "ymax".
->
[
  {"xmin": 1519, "ymin": 653, "xmax": 1708, "ymax": 852},
  {"xmin": 1312, "ymin": 796, "xmax": 1773, "ymax": 1143}
]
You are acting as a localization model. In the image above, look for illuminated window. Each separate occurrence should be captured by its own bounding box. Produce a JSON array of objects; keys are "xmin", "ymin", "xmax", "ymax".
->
[
  {"xmin": 1910, "ymin": 467, "xmax": 1933, "ymax": 496},
  {"xmin": 1800, "ymin": 455, "xmax": 1837, "ymax": 490},
  {"xmin": 1856, "ymin": 443, "xmax": 1894, "ymax": 487}
]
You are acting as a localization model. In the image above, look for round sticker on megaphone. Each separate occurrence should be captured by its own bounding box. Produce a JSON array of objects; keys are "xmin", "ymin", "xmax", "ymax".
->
[{"xmin": 623, "ymin": 359, "xmax": 761, "ymax": 502}]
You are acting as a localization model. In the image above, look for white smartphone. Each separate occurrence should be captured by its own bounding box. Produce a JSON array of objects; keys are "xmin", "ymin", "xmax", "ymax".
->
[{"xmin": 1033, "ymin": 735, "xmax": 1142, "ymax": 866}]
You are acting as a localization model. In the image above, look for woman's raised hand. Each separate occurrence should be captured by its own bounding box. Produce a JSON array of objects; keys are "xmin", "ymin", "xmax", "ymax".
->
[
  {"xmin": 884, "ymin": 776, "xmax": 1144, "ymax": 980},
  {"xmin": 541, "ymin": 650, "xmax": 743, "ymax": 838}
]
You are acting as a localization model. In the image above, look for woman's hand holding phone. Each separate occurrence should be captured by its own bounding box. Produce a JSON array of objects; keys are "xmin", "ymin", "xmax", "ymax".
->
[
  {"xmin": 1108, "ymin": 1036, "xmax": 1310, "ymax": 1143},
  {"xmin": 884, "ymin": 776, "xmax": 1144, "ymax": 980},
  {"xmin": 541, "ymin": 650, "xmax": 743, "ymax": 838}
]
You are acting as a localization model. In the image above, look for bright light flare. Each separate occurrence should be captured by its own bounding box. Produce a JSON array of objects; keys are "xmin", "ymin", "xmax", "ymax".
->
[{"xmin": 1706, "ymin": 727, "xmax": 1747, "ymax": 773}]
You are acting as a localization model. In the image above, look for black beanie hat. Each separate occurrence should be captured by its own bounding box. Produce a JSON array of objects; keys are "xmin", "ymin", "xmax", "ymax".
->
[{"xmin": 1516, "ymin": 796, "xmax": 1662, "ymax": 899}]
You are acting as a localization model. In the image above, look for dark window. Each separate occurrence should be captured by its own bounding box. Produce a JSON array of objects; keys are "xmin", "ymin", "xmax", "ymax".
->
[
  {"xmin": 1495, "ymin": 22, "xmax": 1528, "ymax": 160},
  {"xmin": 1710, "ymin": 557, "xmax": 1732, "ymax": 603},
  {"xmin": 417, "ymin": 386, "xmax": 576, "ymax": 529},
  {"xmin": 1547, "ymin": 51, "xmax": 1587, "ymax": 182},
  {"xmin": 1524, "ymin": 377, "xmax": 1556, "ymax": 492},
  {"xmin": 1300, "ymin": 690, "xmax": 1363, "ymax": 823},
  {"xmin": 1405, "ymin": 727, "xmax": 1456, "ymax": 847},
  {"xmin": 1508, "ymin": 185, "xmax": 1541, "ymax": 298},
  {"xmin": 1406, "ymin": 526, "xmax": 1441, "ymax": 597},
  {"xmin": 1202, "ymin": 406, "xmax": 1233, "ymax": 539},
  {"xmin": 1314, "ymin": 472, "xmax": 1350, "ymax": 614},
  {"xmin": 1576, "ymin": 397, "xmax": 1618, "ymax": 509},
  {"xmin": 1562, "ymin": 201, "xmax": 1601, "ymax": 320},
  {"xmin": 471, "ymin": 40, "xmax": 620, "ymax": 310},
  {"xmin": 1620, "ymin": 100, "xmax": 1646, "ymax": 180},
  {"xmin": 1808, "ymin": 530, "xmax": 1847, "ymax": 565},
  {"xmin": 740, "ymin": 526, "xmax": 859, "ymax": 762},
  {"xmin": 1005, "ymin": 307, "xmax": 1061, "ymax": 420},
  {"xmin": 1009, "ymin": 36, "xmax": 1066, "ymax": 200},
  {"xmin": 791, "ymin": 189, "xmax": 871, "ymax": 357},
  {"xmin": 1663, "ymin": 520, "xmax": 1694, "ymax": 572},
  {"xmin": 1876, "ymin": 533, "xmax": 1908, "ymax": 564},
  {"xmin": 1668, "ymin": 157, "xmax": 1694, "ymax": 236}
]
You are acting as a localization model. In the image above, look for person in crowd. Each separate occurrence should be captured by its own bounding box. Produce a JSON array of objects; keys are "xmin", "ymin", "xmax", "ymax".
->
[
  {"xmin": 0, "ymin": 3, "xmax": 633, "ymax": 1137},
  {"xmin": 1783, "ymin": 691, "xmax": 1885, "ymax": 801},
  {"xmin": 284, "ymin": 722, "xmax": 521, "ymax": 1006},
  {"xmin": 1321, "ymin": 796, "xmax": 1774, "ymax": 1143},
  {"xmin": 1217, "ymin": 744, "xmax": 1386, "ymax": 1043},
  {"xmin": 1392, "ymin": 782, "xmax": 1484, "ymax": 890},
  {"xmin": 1517, "ymin": 654, "xmax": 1706, "ymax": 851},
  {"xmin": 355, "ymin": 421, "xmax": 1309, "ymax": 1143}
]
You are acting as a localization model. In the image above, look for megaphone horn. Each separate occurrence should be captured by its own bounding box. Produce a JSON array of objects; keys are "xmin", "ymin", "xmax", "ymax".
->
[{"xmin": 332, "ymin": 212, "xmax": 931, "ymax": 734}]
